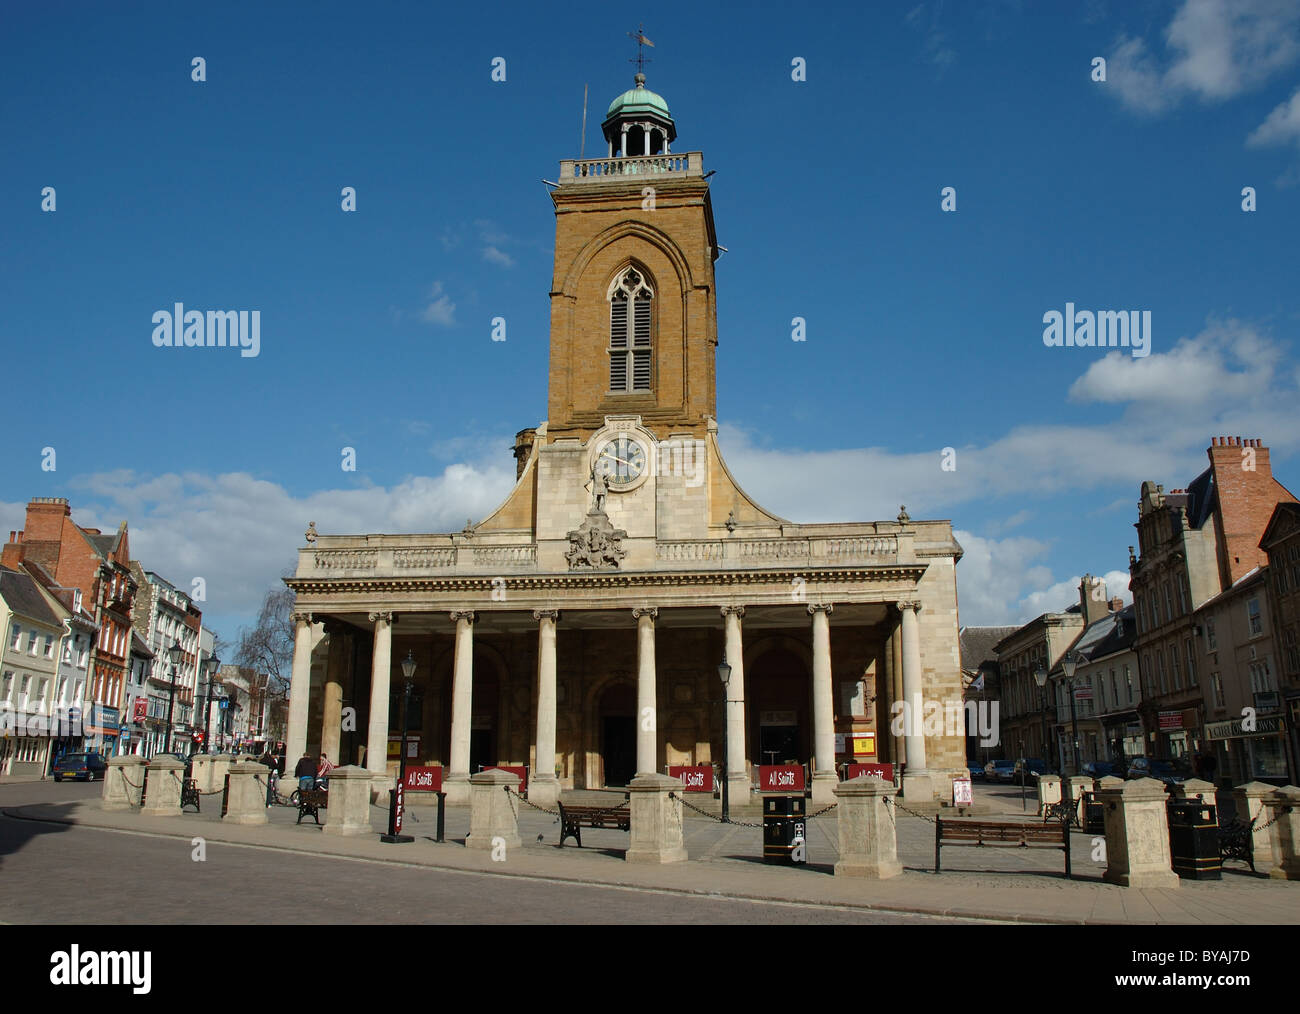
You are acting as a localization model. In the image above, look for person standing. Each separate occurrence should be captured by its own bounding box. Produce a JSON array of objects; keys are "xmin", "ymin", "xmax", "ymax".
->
[{"xmin": 294, "ymin": 752, "xmax": 316, "ymax": 791}]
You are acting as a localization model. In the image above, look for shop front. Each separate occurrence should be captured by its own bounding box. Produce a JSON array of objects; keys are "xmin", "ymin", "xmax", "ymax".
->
[{"xmin": 1207, "ymin": 714, "xmax": 1290, "ymax": 786}]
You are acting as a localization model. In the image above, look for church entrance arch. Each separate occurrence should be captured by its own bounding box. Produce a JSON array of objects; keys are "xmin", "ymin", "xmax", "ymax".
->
[
  {"xmin": 597, "ymin": 681, "xmax": 636, "ymax": 787},
  {"xmin": 748, "ymin": 647, "xmax": 811, "ymax": 768}
]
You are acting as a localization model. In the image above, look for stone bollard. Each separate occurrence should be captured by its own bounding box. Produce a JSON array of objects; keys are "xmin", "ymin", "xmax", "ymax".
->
[
  {"xmin": 1036, "ymin": 774, "xmax": 1062, "ymax": 816},
  {"xmin": 1097, "ymin": 777, "xmax": 1180, "ymax": 888},
  {"xmin": 322, "ymin": 765, "xmax": 375, "ymax": 837},
  {"xmin": 1063, "ymin": 774, "xmax": 1093, "ymax": 815},
  {"xmin": 102, "ymin": 755, "xmax": 148, "ymax": 810},
  {"xmin": 222, "ymin": 760, "xmax": 270, "ymax": 826},
  {"xmin": 626, "ymin": 773, "xmax": 687, "ymax": 864},
  {"xmin": 1096, "ymin": 775, "xmax": 1124, "ymax": 791},
  {"xmin": 833, "ymin": 775, "xmax": 902, "ymax": 879},
  {"xmin": 466, "ymin": 769, "xmax": 522, "ymax": 851},
  {"xmin": 1171, "ymin": 778, "xmax": 1216, "ymax": 803},
  {"xmin": 1264, "ymin": 785, "xmax": 1300, "ymax": 881},
  {"xmin": 141, "ymin": 757, "xmax": 185, "ymax": 817},
  {"xmin": 1234, "ymin": 781, "xmax": 1278, "ymax": 859}
]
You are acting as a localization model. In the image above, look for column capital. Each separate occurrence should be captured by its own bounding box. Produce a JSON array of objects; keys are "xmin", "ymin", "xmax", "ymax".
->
[
  {"xmin": 807, "ymin": 603, "xmax": 835, "ymax": 616},
  {"xmin": 533, "ymin": 609, "xmax": 561, "ymax": 622},
  {"xmin": 632, "ymin": 607, "xmax": 658, "ymax": 620},
  {"xmin": 291, "ymin": 611, "xmax": 313, "ymax": 626},
  {"xmin": 450, "ymin": 610, "xmax": 476, "ymax": 625},
  {"xmin": 368, "ymin": 611, "xmax": 395, "ymax": 626},
  {"xmin": 720, "ymin": 605, "xmax": 746, "ymax": 619},
  {"xmin": 895, "ymin": 600, "xmax": 922, "ymax": 613}
]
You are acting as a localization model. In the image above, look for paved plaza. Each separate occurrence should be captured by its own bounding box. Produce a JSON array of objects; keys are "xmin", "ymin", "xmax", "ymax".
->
[{"xmin": 2, "ymin": 779, "xmax": 1295, "ymax": 924}]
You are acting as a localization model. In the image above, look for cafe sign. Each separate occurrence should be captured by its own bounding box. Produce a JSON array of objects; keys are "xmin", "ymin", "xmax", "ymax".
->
[{"xmin": 1206, "ymin": 716, "xmax": 1284, "ymax": 741}]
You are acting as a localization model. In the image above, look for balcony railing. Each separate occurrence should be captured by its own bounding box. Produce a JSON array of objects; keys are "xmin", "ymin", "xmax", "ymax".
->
[{"xmin": 558, "ymin": 152, "xmax": 703, "ymax": 184}]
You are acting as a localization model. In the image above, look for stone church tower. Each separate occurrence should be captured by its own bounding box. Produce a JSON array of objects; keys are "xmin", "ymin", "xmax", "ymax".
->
[{"xmin": 285, "ymin": 72, "xmax": 967, "ymax": 808}]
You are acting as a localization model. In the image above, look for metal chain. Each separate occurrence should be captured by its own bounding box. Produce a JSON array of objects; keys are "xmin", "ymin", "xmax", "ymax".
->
[
  {"xmin": 670, "ymin": 792, "xmax": 763, "ymax": 828},
  {"xmin": 885, "ymin": 796, "xmax": 937, "ymax": 824},
  {"xmin": 117, "ymin": 773, "xmax": 145, "ymax": 790},
  {"xmin": 506, "ymin": 787, "xmax": 560, "ymax": 817},
  {"xmin": 807, "ymin": 803, "xmax": 838, "ymax": 819}
]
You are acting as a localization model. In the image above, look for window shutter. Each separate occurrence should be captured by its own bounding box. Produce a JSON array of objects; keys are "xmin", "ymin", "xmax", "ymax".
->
[
  {"xmin": 632, "ymin": 350, "xmax": 651, "ymax": 390},
  {"xmin": 610, "ymin": 295, "xmax": 628, "ymax": 349},
  {"xmin": 610, "ymin": 351, "xmax": 628, "ymax": 391},
  {"xmin": 633, "ymin": 295, "xmax": 651, "ymax": 346}
]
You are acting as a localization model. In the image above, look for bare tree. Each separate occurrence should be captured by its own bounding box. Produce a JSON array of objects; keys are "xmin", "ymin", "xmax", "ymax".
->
[{"xmin": 234, "ymin": 585, "xmax": 295, "ymax": 695}]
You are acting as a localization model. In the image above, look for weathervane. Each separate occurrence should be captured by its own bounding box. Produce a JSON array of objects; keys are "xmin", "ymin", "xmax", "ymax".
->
[{"xmin": 627, "ymin": 24, "xmax": 654, "ymax": 76}]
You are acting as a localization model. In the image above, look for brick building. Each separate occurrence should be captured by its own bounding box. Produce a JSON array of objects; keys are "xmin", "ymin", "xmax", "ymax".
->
[
  {"xmin": 3, "ymin": 498, "xmax": 136, "ymax": 754},
  {"xmin": 1258, "ymin": 501, "xmax": 1300, "ymax": 780},
  {"xmin": 1129, "ymin": 437, "xmax": 1297, "ymax": 764},
  {"xmin": 284, "ymin": 72, "xmax": 967, "ymax": 807}
]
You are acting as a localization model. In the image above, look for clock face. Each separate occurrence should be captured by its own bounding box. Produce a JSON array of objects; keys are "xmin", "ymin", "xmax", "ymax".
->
[{"xmin": 595, "ymin": 436, "xmax": 647, "ymax": 487}]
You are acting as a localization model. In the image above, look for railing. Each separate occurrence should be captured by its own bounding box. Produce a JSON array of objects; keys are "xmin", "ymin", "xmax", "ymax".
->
[
  {"xmin": 392, "ymin": 548, "xmax": 454, "ymax": 569},
  {"xmin": 559, "ymin": 152, "xmax": 703, "ymax": 183},
  {"xmin": 313, "ymin": 550, "xmax": 378, "ymax": 570},
  {"xmin": 471, "ymin": 545, "xmax": 537, "ymax": 567}
]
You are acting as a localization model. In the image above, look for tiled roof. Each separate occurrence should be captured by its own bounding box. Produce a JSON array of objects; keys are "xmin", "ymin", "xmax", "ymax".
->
[
  {"xmin": 959, "ymin": 626, "xmax": 1018, "ymax": 671},
  {"xmin": 0, "ymin": 566, "xmax": 64, "ymax": 629}
]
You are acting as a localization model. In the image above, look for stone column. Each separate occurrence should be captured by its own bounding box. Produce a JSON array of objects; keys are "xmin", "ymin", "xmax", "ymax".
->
[
  {"xmin": 643, "ymin": 124, "xmax": 651, "ymax": 155},
  {"xmin": 466, "ymin": 768, "xmax": 522, "ymax": 851},
  {"xmin": 626, "ymin": 773, "xmax": 687, "ymax": 863},
  {"xmin": 222, "ymin": 759, "xmax": 269, "ymax": 825},
  {"xmin": 445, "ymin": 610, "xmax": 475, "ymax": 805},
  {"xmin": 621, "ymin": 127, "xmax": 628, "ymax": 158},
  {"xmin": 633, "ymin": 607, "xmax": 658, "ymax": 775},
  {"xmin": 833, "ymin": 775, "xmax": 902, "ymax": 878},
  {"xmin": 141, "ymin": 757, "xmax": 185, "ymax": 817},
  {"xmin": 322, "ymin": 766, "xmax": 375, "ymax": 837},
  {"xmin": 1265, "ymin": 785, "xmax": 1300, "ymax": 880},
  {"xmin": 1036, "ymin": 773, "xmax": 1062, "ymax": 815},
  {"xmin": 1097, "ymin": 776, "xmax": 1180, "ymax": 888},
  {"xmin": 286, "ymin": 612, "xmax": 313, "ymax": 765},
  {"xmin": 366, "ymin": 612, "xmax": 395, "ymax": 793},
  {"xmin": 721, "ymin": 606, "xmax": 749, "ymax": 806},
  {"xmin": 809, "ymin": 604, "xmax": 836, "ymax": 804},
  {"xmin": 531, "ymin": 610, "xmax": 561, "ymax": 808},
  {"xmin": 319, "ymin": 621, "xmax": 347, "ymax": 766},
  {"xmin": 102, "ymin": 755, "xmax": 148, "ymax": 810},
  {"xmin": 1063, "ymin": 773, "xmax": 1094, "ymax": 813},
  {"xmin": 898, "ymin": 600, "xmax": 932, "ymax": 803}
]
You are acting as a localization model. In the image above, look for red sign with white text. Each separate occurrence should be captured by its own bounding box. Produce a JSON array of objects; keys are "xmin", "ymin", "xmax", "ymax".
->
[
  {"xmin": 669, "ymin": 765, "xmax": 714, "ymax": 792},
  {"xmin": 847, "ymin": 762, "xmax": 894, "ymax": 782},
  {"xmin": 759, "ymin": 765, "xmax": 805, "ymax": 792},
  {"xmin": 404, "ymin": 766, "xmax": 442, "ymax": 792}
]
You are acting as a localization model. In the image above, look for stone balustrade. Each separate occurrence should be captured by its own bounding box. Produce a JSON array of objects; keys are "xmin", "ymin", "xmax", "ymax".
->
[{"xmin": 559, "ymin": 152, "xmax": 702, "ymax": 183}]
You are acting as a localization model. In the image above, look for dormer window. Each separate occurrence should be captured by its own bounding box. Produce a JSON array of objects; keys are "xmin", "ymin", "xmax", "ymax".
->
[{"xmin": 609, "ymin": 268, "xmax": 653, "ymax": 392}]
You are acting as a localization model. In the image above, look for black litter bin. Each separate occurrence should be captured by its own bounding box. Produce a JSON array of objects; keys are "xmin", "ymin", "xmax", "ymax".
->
[
  {"xmin": 763, "ymin": 795, "xmax": 807, "ymax": 865},
  {"xmin": 1082, "ymin": 791, "xmax": 1104, "ymax": 835},
  {"xmin": 1167, "ymin": 799, "xmax": 1221, "ymax": 880}
]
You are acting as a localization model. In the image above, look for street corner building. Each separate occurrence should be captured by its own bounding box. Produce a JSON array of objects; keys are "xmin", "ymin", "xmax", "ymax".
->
[{"xmin": 282, "ymin": 73, "xmax": 966, "ymax": 807}]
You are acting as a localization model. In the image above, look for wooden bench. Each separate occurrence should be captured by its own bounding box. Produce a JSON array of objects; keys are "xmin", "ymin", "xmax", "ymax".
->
[
  {"xmin": 181, "ymin": 778, "xmax": 201, "ymax": 813},
  {"xmin": 935, "ymin": 817, "xmax": 1071, "ymax": 878},
  {"xmin": 556, "ymin": 799, "xmax": 630, "ymax": 847},
  {"xmin": 297, "ymin": 789, "xmax": 328, "ymax": 826}
]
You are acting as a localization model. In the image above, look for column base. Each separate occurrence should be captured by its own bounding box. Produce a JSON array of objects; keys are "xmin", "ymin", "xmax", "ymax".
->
[
  {"xmin": 626, "ymin": 846, "xmax": 689, "ymax": 864},
  {"xmin": 528, "ymin": 774, "xmax": 561, "ymax": 809},
  {"xmin": 726, "ymin": 774, "xmax": 751, "ymax": 808},
  {"xmin": 1270, "ymin": 863, "xmax": 1300, "ymax": 881},
  {"xmin": 902, "ymin": 771, "xmax": 934, "ymax": 804},
  {"xmin": 1104, "ymin": 868, "xmax": 1181, "ymax": 889},
  {"xmin": 442, "ymin": 774, "xmax": 471, "ymax": 805},
  {"xmin": 811, "ymin": 772, "xmax": 838, "ymax": 805},
  {"xmin": 834, "ymin": 858, "xmax": 903, "ymax": 879},
  {"xmin": 370, "ymin": 775, "xmax": 394, "ymax": 805}
]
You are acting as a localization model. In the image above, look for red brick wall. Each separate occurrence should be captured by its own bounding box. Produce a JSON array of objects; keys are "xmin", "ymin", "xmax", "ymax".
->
[{"xmin": 1208, "ymin": 437, "xmax": 1298, "ymax": 586}]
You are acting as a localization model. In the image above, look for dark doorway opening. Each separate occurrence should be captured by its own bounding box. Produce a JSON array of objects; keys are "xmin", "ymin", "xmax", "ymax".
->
[
  {"xmin": 602, "ymin": 717, "xmax": 636, "ymax": 786},
  {"xmin": 469, "ymin": 729, "xmax": 493, "ymax": 773}
]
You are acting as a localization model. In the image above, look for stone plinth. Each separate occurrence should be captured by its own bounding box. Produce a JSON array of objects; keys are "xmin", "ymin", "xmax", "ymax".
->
[
  {"xmin": 465, "ymin": 768, "xmax": 522, "ymax": 850},
  {"xmin": 141, "ymin": 757, "xmax": 185, "ymax": 817},
  {"xmin": 1036, "ymin": 774, "xmax": 1062, "ymax": 815},
  {"xmin": 1265, "ymin": 786, "xmax": 1300, "ymax": 881},
  {"xmin": 1234, "ymin": 781, "xmax": 1278, "ymax": 859},
  {"xmin": 1171, "ymin": 778, "xmax": 1216, "ymax": 802},
  {"xmin": 1098, "ymin": 777, "xmax": 1180, "ymax": 889},
  {"xmin": 191, "ymin": 753, "xmax": 236, "ymax": 796},
  {"xmin": 528, "ymin": 773, "xmax": 561, "ymax": 810},
  {"xmin": 1063, "ymin": 774, "xmax": 1092, "ymax": 809},
  {"xmin": 811, "ymin": 771, "xmax": 838, "ymax": 806},
  {"xmin": 442, "ymin": 773, "xmax": 471, "ymax": 806},
  {"xmin": 322, "ymin": 765, "xmax": 374, "ymax": 837},
  {"xmin": 833, "ymin": 775, "xmax": 902, "ymax": 879},
  {"xmin": 625, "ymin": 773, "xmax": 687, "ymax": 864},
  {"xmin": 102, "ymin": 755, "xmax": 148, "ymax": 810},
  {"xmin": 901, "ymin": 770, "xmax": 933, "ymax": 806},
  {"xmin": 223, "ymin": 761, "xmax": 270, "ymax": 825}
]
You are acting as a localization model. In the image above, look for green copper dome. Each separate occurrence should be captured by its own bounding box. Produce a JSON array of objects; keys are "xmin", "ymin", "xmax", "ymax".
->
[
  {"xmin": 601, "ymin": 73, "xmax": 677, "ymax": 152},
  {"xmin": 606, "ymin": 77, "xmax": 671, "ymax": 119}
]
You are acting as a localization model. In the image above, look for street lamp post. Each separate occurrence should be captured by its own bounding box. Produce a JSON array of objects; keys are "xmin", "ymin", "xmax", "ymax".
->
[
  {"xmin": 717, "ymin": 653, "xmax": 732, "ymax": 824},
  {"xmin": 1062, "ymin": 653, "xmax": 1083, "ymax": 776},
  {"xmin": 382, "ymin": 650, "xmax": 417, "ymax": 844},
  {"xmin": 1032, "ymin": 665, "xmax": 1051, "ymax": 768},
  {"xmin": 163, "ymin": 642, "xmax": 184, "ymax": 754},
  {"xmin": 201, "ymin": 656, "xmax": 220, "ymax": 754}
]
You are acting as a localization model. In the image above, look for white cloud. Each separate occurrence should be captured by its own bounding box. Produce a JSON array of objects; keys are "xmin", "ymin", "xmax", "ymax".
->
[
  {"xmin": 1107, "ymin": 0, "xmax": 1300, "ymax": 114},
  {"xmin": 420, "ymin": 281, "xmax": 457, "ymax": 327},
  {"xmin": 482, "ymin": 245, "xmax": 515, "ymax": 268},
  {"xmin": 1248, "ymin": 86, "xmax": 1300, "ymax": 148}
]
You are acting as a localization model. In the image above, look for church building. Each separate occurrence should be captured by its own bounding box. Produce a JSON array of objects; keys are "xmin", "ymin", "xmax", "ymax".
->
[{"xmin": 284, "ymin": 72, "xmax": 966, "ymax": 806}]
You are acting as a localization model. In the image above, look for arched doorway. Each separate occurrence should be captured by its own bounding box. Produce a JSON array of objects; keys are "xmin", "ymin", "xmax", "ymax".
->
[
  {"xmin": 598, "ymin": 682, "xmax": 636, "ymax": 787},
  {"xmin": 748, "ymin": 648, "xmax": 811, "ymax": 768}
]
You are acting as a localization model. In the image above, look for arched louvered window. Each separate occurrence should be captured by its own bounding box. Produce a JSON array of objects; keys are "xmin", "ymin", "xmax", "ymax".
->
[{"xmin": 609, "ymin": 267, "xmax": 652, "ymax": 392}]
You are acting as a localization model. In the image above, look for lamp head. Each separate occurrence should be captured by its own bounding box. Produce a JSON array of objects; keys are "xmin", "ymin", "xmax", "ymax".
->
[
  {"xmin": 1062, "ymin": 654, "xmax": 1078, "ymax": 680},
  {"xmin": 167, "ymin": 642, "xmax": 184, "ymax": 666},
  {"xmin": 717, "ymin": 654, "xmax": 731, "ymax": 687},
  {"xmin": 401, "ymin": 649, "xmax": 417, "ymax": 682},
  {"xmin": 1032, "ymin": 665, "xmax": 1047, "ymax": 689}
]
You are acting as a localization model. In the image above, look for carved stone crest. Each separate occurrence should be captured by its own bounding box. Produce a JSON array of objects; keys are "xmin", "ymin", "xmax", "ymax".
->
[{"xmin": 565, "ymin": 508, "xmax": 628, "ymax": 569}]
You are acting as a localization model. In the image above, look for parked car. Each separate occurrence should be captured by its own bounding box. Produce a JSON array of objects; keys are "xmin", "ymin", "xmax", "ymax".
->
[
  {"xmin": 1082, "ymin": 761, "xmax": 1118, "ymax": 779},
  {"xmin": 1125, "ymin": 756, "xmax": 1185, "ymax": 786},
  {"xmin": 52, "ymin": 752, "xmax": 108, "ymax": 782},
  {"xmin": 986, "ymin": 759, "xmax": 1016, "ymax": 783},
  {"xmin": 966, "ymin": 763, "xmax": 985, "ymax": 782},
  {"xmin": 1020, "ymin": 758, "xmax": 1050, "ymax": 781}
]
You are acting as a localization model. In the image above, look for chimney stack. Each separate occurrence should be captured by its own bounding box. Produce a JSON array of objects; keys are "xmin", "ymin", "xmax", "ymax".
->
[{"xmin": 1079, "ymin": 573, "xmax": 1110, "ymax": 626}]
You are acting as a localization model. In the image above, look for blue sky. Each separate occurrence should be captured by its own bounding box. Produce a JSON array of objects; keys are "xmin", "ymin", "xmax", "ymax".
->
[{"xmin": 3, "ymin": 0, "xmax": 1300, "ymax": 644}]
